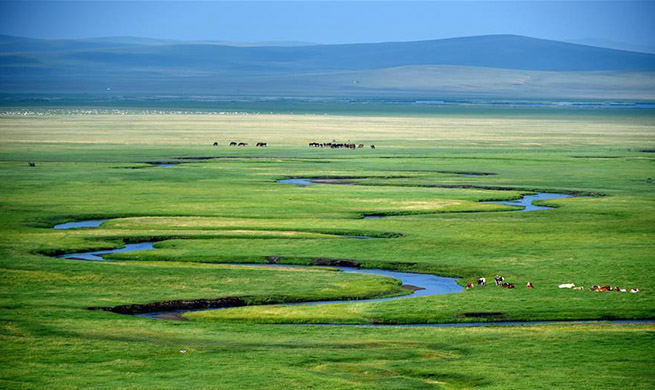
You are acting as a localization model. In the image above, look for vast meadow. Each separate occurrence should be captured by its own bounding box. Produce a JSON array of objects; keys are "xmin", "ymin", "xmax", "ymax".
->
[{"xmin": 1, "ymin": 104, "xmax": 654, "ymax": 389}]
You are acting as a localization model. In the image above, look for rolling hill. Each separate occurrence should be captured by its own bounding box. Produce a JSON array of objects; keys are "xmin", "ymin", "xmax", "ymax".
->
[{"xmin": 1, "ymin": 34, "xmax": 654, "ymax": 98}]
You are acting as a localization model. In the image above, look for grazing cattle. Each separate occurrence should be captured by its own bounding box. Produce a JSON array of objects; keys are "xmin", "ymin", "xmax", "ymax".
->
[
  {"xmin": 620, "ymin": 288, "xmax": 627, "ymax": 292},
  {"xmin": 572, "ymin": 286, "xmax": 584, "ymax": 291},
  {"xmin": 526, "ymin": 282, "xmax": 534, "ymax": 289},
  {"xmin": 229, "ymin": 141, "xmax": 237, "ymax": 146},
  {"xmin": 629, "ymin": 288, "xmax": 640, "ymax": 293},
  {"xmin": 28, "ymin": 162, "xmax": 36, "ymax": 167},
  {"xmin": 558, "ymin": 283, "xmax": 576, "ymax": 289},
  {"xmin": 466, "ymin": 282, "xmax": 474, "ymax": 289},
  {"xmin": 358, "ymin": 144, "xmax": 364, "ymax": 149},
  {"xmin": 592, "ymin": 285, "xmax": 612, "ymax": 292},
  {"xmin": 495, "ymin": 275, "xmax": 505, "ymax": 285},
  {"xmin": 212, "ymin": 142, "xmax": 219, "ymax": 146},
  {"xmin": 238, "ymin": 142, "xmax": 248, "ymax": 147},
  {"xmin": 256, "ymin": 142, "xmax": 267, "ymax": 147},
  {"xmin": 370, "ymin": 145, "xmax": 376, "ymax": 149},
  {"xmin": 501, "ymin": 283, "xmax": 515, "ymax": 289},
  {"xmin": 477, "ymin": 277, "xmax": 486, "ymax": 287}
]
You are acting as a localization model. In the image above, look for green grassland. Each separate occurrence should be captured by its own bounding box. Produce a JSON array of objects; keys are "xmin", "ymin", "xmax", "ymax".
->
[{"xmin": 1, "ymin": 108, "xmax": 654, "ymax": 388}]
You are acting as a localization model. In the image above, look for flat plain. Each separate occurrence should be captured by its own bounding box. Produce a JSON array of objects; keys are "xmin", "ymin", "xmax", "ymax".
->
[{"xmin": 1, "ymin": 105, "xmax": 654, "ymax": 389}]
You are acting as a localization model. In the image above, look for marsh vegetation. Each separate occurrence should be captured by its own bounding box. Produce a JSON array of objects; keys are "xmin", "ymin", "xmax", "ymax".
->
[{"xmin": 1, "ymin": 106, "xmax": 654, "ymax": 388}]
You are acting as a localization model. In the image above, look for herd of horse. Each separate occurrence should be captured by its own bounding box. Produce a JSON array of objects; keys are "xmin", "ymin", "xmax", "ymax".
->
[
  {"xmin": 308, "ymin": 142, "xmax": 375, "ymax": 149},
  {"xmin": 209, "ymin": 141, "xmax": 376, "ymax": 149},
  {"xmin": 211, "ymin": 141, "xmax": 267, "ymax": 147}
]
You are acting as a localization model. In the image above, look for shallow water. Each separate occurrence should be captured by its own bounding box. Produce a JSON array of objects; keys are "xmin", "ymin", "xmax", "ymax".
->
[
  {"xmin": 278, "ymin": 178, "xmax": 315, "ymax": 186},
  {"xmin": 221, "ymin": 263, "xmax": 463, "ymax": 305},
  {"xmin": 53, "ymin": 237, "xmax": 463, "ymax": 313},
  {"xmin": 57, "ymin": 242, "xmax": 155, "ymax": 261},
  {"xmin": 53, "ymin": 219, "xmax": 109, "ymax": 229},
  {"xmin": 486, "ymin": 192, "xmax": 572, "ymax": 212},
  {"xmin": 279, "ymin": 178, "xmax": 572, "ymax": 213},
  {"xmin": 298, "ymin": 266, "xmax": 463, "ymax": 304}
]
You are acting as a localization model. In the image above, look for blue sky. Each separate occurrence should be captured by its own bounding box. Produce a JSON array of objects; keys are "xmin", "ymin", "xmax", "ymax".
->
[{"xmin": 1, "ymin": 1, "xmax": 654, "ymax": 52}]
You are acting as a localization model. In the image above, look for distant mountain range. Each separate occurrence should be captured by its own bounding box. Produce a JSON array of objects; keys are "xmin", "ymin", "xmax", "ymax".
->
[{"xmin": 1, "ymin": 34, "xmax": 654, "ymax": 98}]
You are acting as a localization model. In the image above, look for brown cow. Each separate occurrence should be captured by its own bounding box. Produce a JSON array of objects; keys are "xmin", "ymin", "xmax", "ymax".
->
[
  {"xmin": 501, "ymin": 283, "xmax": 515, "ymax": 289},
  {"xmin": 466, "ymin": 282, "xmax": 474, "ymax": 289}
]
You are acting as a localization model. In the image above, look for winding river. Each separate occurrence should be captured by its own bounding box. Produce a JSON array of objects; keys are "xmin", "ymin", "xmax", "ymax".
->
[
  {"xmin": 278, "ymin": 178, "xmax": 572, "ymax": 213},
  {"xmin": 53, "ymin": 218, "xmax": 654, "ymax": 327},
  {"xmin": 49, "ymin": 178, "xmax": 649, "ymax": 327}
]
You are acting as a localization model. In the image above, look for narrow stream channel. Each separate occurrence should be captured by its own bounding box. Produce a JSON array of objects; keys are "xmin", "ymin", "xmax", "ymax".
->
[
  {"xmin": 50, "ymin": 178, "xmax": 640, "ymax": 326},
  {"xmin": 52, "ymin": 220, "xmax": 652, "ymax": 327},
  {"xmin": 278, "ymin": 178, "xmax": 572, "ymax": 213}
]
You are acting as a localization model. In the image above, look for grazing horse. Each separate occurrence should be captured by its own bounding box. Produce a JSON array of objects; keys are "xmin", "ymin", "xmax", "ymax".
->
[
  {"xmin": 466, "ymin": 282, "xmax": 474, "ymax": 289},
  {"xmin": 212, "ymin": 142, "xmax": 219, "ymax": 146},
  {"xmin": 477, "ymin": 277, "xmax": 486, "ymax": 287},
  {"xmin": 495, "ymin": 275, "xmax": 505, "ymax": 285},
  {"xmin": 526, "ymin": 282, "xmax": 534, "ymax": 289},
  {"xmin": 28, "ymin": 162, "xmax": 36, "ymax": 167},
  {"xmin": 370, "ymin": 145, "xmax": 376, "ymax": 149},
  {"xmin": 229, "ymin": 141, "xmax": 237, "ymax": 146}
]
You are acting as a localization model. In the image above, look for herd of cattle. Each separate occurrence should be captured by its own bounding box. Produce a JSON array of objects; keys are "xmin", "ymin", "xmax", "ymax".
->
[
  {"xmin": 467, "ymin": 275, "xmax": 521, "ymax": 289},
  {"xmin": 466, "ymin": 275, "xmax": 640, "ymax": 293},
  {"xmin": 308, "ymin": 142, "xmax": 375, "ymax": 149},
  {"xmin": 558, "ymin": 283, "xmax": 640, "ymax": 293}
]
